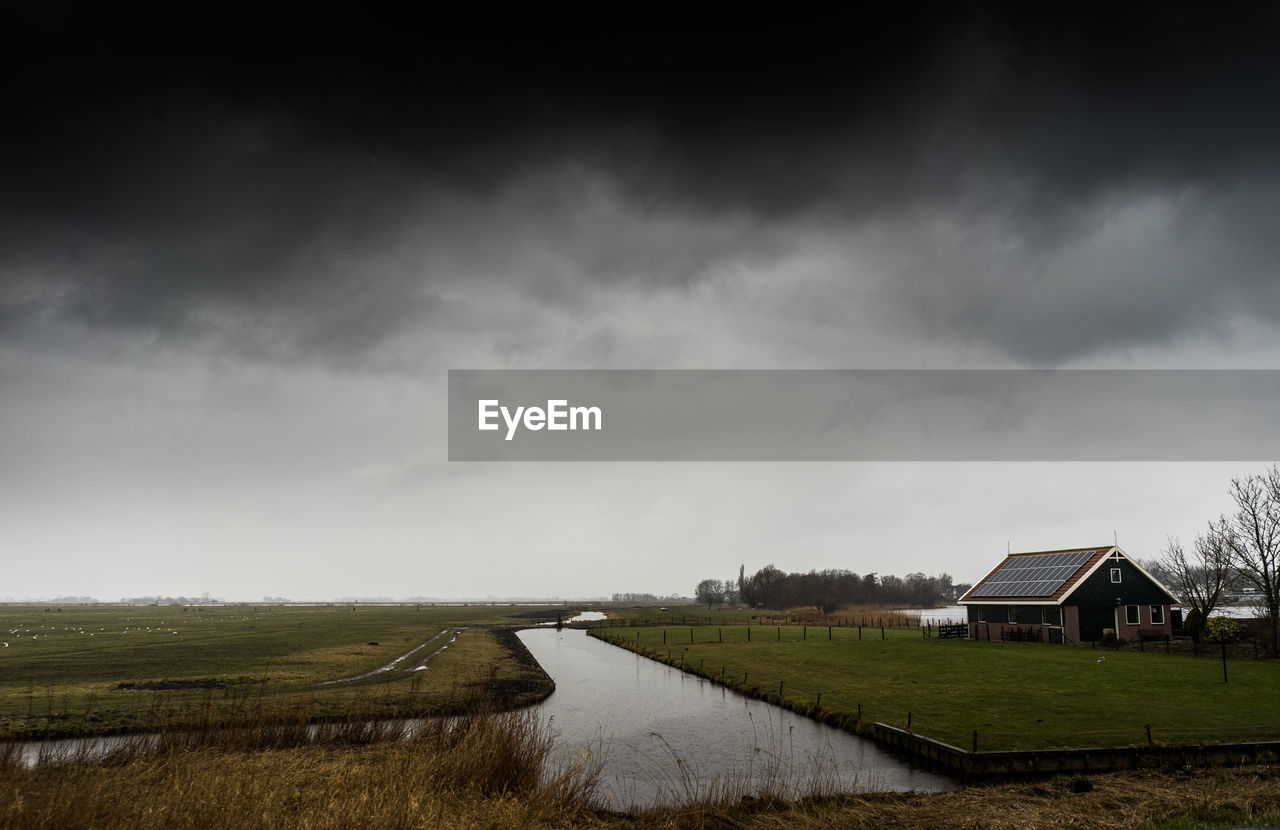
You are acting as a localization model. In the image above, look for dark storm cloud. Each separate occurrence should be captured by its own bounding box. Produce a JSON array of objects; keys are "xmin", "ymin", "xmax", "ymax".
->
[{"xmin": 4, "ymin": 5, "xmax": 1280, "ymax": 365}]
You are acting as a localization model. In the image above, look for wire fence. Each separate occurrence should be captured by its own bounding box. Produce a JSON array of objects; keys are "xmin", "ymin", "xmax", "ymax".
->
[
  {"xmin": 596, "ymin": 619, "xmax": 966, "ymax": 642},
  {"xmin": 596, "ymin": 612, "xmax": 967, "ymax": 630},
  {"xmin": 587, "ymin": 624, "xmax": 1280, "ymax": 753}
]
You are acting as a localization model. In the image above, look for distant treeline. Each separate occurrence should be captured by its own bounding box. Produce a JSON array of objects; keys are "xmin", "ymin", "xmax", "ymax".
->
[
  {"xmin": 610, "ymin": 592, "xmax": 690, "ymax": 603},
  {"xmin": 696, "ymin": 565, "xmax": 970, "ymax": 611},
  {"xmin": 2, "ymin": 595, "xmax": 101, "ymax": 605},
  {"xmin": 120, "ymin": 595, "xmax": 222, "ymax": 606}
]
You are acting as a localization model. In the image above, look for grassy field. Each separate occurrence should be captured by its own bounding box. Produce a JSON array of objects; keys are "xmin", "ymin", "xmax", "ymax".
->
[
  {"xmin": 0, "ymin": 603, "xmax": 568, "ymax": 739},
  {"xmin": 4, "ymin": 603, "xmax": 1280, "ymax": 828},
  {"xmin": 592, "ymin": 623, "xmax": 1280, "ymax": 751}
]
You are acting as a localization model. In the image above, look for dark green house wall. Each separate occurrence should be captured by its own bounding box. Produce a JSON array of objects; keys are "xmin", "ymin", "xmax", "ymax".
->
[
  {"xmin": 968, "ymin": 604, "xmax": 1059, "ymax": 625},
  {"xmin": 1070, "ymin": 558, "xmax": 1172, "ymax": 607}
]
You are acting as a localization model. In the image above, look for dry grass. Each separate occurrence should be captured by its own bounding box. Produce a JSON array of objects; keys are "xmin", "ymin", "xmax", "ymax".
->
[
  {"xmin": 0, "ymin": 708, "xmax": 607, "ymax": 830},
  {"xmin": 5, "ymin": 738, "xmax": 1280, "ymax": 830},
  {"xmin": 641, "ymin": 767, "xmax": 1280, "ymax": 830},
  {"xmin": 4, "ymin": 698, "xmax": 1280, "ymax": 830}
]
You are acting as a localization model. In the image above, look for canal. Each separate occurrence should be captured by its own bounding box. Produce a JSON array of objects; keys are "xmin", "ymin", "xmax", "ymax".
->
[{"xmin": 517, "ymin": 626, "xmax": 953, "ymax": 809}]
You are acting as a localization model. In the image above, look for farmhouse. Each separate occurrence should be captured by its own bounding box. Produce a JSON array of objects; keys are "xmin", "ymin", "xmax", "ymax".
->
[{"xmin": 959, "ymin": 545, "xmax": 1177, "ymax": 644}]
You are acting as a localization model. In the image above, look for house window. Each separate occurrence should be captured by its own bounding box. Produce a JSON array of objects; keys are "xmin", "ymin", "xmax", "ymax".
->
[
  {"xmin": 1008, "ymin": 607, "xmax": 1017, "ymax": 624},
  {"xmin": 1150, "ymin": 605, "xmax": 1165, "ymax": 625},
  {"xmin": 1111, "ymin": 568, "xmax": 1122, "ymax": 583},
  {"xmin": 1125, "ymin": 605, "xmax": 1140, "ymax": 626},
  {"xmin": 1041, "ymin": 607, "xmax": 1053, "ymax": 625}
]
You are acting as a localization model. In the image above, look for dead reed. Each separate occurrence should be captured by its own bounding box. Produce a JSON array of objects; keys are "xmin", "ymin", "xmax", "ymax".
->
[
  {"xmin": 0, "ymin": 705, "xmax": 606, "ymax": 829},
  {"xmin": 7, "ymin": 745, "xmax": 1278, "ymax": 830},
  {"xmin": 630, "ymin": 711, "xmax": 852, "ymax": 810},
  {"xmin": 650, "ymin": 766, "xmax": 1280, "ymax": 830},
  {"xmin": 4, "ymin": 686, "xmax": 1279, "ymax": 828}
]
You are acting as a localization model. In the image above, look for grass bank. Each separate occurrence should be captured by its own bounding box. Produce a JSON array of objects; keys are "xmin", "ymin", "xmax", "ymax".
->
[
  {"xmin": 0, "ymin": 605, "xmax": 559, "ymax": 739},
  {"xmin": 591, "ymin": 624, "xmax": 1280, "ymax": 751}
]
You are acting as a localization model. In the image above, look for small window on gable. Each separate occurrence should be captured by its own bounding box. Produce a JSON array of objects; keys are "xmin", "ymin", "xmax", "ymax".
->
[
  {"xmin": 1111, "ymin": 568, "xmax": 1122, "ymax": 583},
  {"xmin": 1125, "ymin": 605, "xmax": 1140, "ymax": 626},
  {"xmin": 1150, "ymin": 605, "xmax": 1165, "ymax": 625}
]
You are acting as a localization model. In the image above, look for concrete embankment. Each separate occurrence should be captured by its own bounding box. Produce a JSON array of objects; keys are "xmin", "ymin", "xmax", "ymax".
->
[{"xmin": 874, "ymin": 722, "xmax": 1280, "ymax": 776}]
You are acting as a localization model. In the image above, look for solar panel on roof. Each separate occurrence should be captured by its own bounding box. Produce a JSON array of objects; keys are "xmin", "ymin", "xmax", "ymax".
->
[{"xmin": 968, "ymin": 549, "xmax": 1097, "ymax": 598}]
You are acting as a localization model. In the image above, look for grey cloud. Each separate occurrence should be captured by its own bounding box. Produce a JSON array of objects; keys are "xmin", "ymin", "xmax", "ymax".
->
[
  {"xmin": 864, "ymin": 174, "xmax": 1280, "ymax": 364},
  {"xmin": 5, "ymin": 6, "xmax": 1280, "ymax": 369}
]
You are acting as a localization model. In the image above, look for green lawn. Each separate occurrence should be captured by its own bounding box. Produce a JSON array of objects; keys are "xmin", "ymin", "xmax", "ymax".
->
[
  {"xmin": 593, "ymin": 624, "xmax": 1280, "ymax": 751},
  {"xmin": 0, "ymin": 603, "xmax": 568, "ymax": 738}
]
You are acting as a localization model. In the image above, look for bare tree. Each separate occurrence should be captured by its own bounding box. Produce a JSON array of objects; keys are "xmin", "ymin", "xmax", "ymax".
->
[
  {"xmin": 1222, "ymin": 467, "xmax": 1280, "ymax": 653},
  {"xmin": 1160, "ymin": 521, "xmax": 1233, "ymax": 636},
  {"xmin": 694, "ymin": 578, "xmax": 725, "ymax": 609},
  {"xmin": 752, "ymin": 564, "xmax": 786, "ymax": 610}
]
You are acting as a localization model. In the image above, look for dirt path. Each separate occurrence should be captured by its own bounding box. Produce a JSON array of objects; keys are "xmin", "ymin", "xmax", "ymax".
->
[{"xmin": 308, "ymin": 627, "xmax": 465, "ymax": 688}]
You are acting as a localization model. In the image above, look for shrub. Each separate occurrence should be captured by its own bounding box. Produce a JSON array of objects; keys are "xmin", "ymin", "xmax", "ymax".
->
[
  {"xmin": 1205, "ymin": 616, "xmax": 1243, "ymax": 643},
  {"xmin": 1183, "ymin": 608, "xmax": 1205, "ymax": 643}
]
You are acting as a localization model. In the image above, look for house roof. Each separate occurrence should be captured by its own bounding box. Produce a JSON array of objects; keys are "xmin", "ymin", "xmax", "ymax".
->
[{"xmin": 959, "ymin": 546, "xmax": 1113, "ymax": 604}]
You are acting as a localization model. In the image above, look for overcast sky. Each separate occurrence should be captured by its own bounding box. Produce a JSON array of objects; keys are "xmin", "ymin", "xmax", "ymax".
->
[{"xmin": 4, "ymin": 6, "xmax": 1280, "ymax": 601}]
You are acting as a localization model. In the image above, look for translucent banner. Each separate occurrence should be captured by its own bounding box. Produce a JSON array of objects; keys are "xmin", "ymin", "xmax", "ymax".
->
[{"xmin": 447, "ymin": 370, "xmax": 1280, "ymax": 461}]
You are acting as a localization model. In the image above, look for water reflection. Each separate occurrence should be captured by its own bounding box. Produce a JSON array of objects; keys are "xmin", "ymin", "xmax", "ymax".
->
[
  {"xmin": 894, "ymin": 605, "xmax": 968, "ymax": 625},
  {"xmin": 518, "ymin": 627, "xmax": 953, "ymax": 809},
  {"xmin": 536, "ymin": 610, "xmax": 609, "ymax": 626}
]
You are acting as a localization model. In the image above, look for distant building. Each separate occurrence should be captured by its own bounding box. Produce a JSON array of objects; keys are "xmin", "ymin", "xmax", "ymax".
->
[{"xmin": 959, "ymin": 546, "xmax": 1177, "ymax": 644}]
